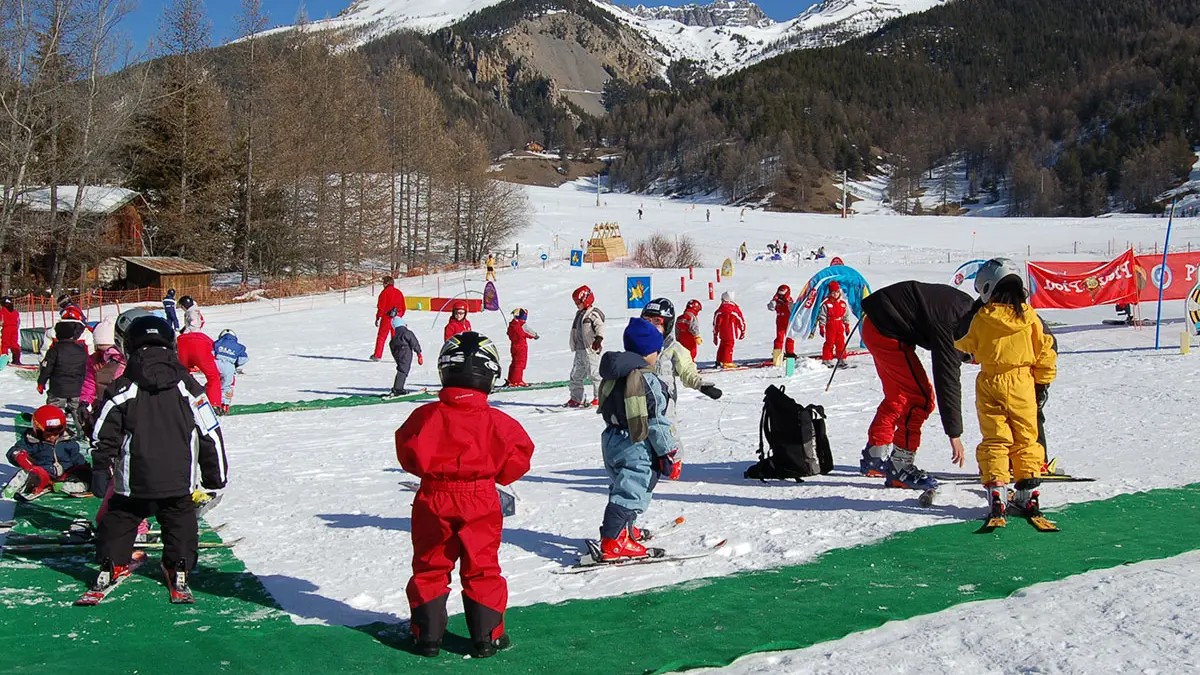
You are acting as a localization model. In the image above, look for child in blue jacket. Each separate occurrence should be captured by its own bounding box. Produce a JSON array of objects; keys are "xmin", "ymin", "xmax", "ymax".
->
[
  {"xmin": 3, "ymin": 405, "xmax": 90, "ymax": 499},
  {"xmin": 595, "ymin": 318, "xmax": 681, "ymax": 562},
  {"xmin": 213, "ymin": 330, "xmax": 249, "ymax": 413}
]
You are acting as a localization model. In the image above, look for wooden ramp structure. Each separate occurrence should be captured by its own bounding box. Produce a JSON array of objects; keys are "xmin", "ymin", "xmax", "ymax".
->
[{"xmin": 583, "ymin": 222, "xmax": 628, "ymax": 263}]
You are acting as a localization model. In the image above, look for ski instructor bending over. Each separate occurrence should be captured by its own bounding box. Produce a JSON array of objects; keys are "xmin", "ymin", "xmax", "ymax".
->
[{"xmin": 858, "ymin": 281, "xmax": 973, "ymax": 493}]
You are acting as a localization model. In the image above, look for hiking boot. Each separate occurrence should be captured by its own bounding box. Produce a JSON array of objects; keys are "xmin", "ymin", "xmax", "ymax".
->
[
  {"xmin": 859, "ymin": 445, "xmax": 891, "ymax": 477},
  {"xmin": 471, "ymin": 633, "xmax": 511, "ymax": 659},
  {"xmin": 600, "ymin": 529, "xmax": 649, "ymax": 561},
  {"xmin": 884, "ymin": 464, "xmax": 938, "ymax": 491}
]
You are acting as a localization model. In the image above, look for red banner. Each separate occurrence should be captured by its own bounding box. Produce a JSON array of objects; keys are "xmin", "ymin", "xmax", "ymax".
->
[
  {"xmin": 1029, "ymin": 251, "xmax": 1200, "ymax": 305},
  {"xmin": 1027, "ymin": 250, "xmax": 1138, "ymax": 309}
]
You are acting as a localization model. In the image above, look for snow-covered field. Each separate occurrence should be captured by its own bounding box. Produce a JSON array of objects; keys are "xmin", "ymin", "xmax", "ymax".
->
[{"xmin": 4, "ymin": 180, "xmax": 1200, "ymax": 672}]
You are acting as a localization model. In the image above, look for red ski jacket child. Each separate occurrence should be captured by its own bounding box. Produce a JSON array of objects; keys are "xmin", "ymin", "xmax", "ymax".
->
[
  {"xmin": 675, "ymin": 301, "xmax": 702, "ymax": 360},
  {"xmin": 444, "ymin": 300, "xmax": 472, "ymax": 343},
  {"xmin": 818, "ymin": 283, "xmax": 852, "ymax": 362},
  {"xmin": 1, "ymin": 299, "xmax": 19, "ymax": 364},
  {"xmin": 373, "ymin": 278, "xmax": 406, "ymax": 360},
  {"xmin": 767, "ymin": 285, "xmax": 795, "ymax": 357},
  {"xmin": 505, "ymin": 310, "xmax": 539, "ymax": 386},
  {"xmin": 396, "ymin": 385, "xmax": 535, "ymax": 656},
  {"xmin": 176, "ymin": 331, "xmax": 222, "ymax": 406},
  {"xmin": 712, "ymin": 292, "xmax": 746, "ymax": 366}
]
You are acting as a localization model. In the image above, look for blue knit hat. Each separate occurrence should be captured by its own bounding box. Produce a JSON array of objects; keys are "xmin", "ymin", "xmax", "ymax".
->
[
  {"xmin": 391, "ymin": 316, "xmax": 407, "ymax": 329},
  {"xmin": 623, "ymin": 317, "xmax": 664, "ymax": 356}
]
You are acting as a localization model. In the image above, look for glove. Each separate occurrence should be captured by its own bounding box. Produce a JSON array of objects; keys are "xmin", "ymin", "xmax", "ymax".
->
[
  {"xmin": 845, "ymin": 324, "xmax": 851, "ymax": 336},
  {"xmin": 37, "ymin": 383, "xmax": 45, "ymax": 395},
  {"xmin": 591, "ymin": 337, "xmax": 603, "ymax": 352},
  {"xmin": 77, "ymin": 406, "xmax": 94, "ymax": 438},
  {"xmin": 1035, "ymin": 383, "xmax": 1049, "ymax": 409},
  {"xmin": 700, "ymin": 384, "xmax": 722, "ymax": 400},
  {"xmin": 375, "ymin": 317, "xmax": 380, "ymax": 327},
  {"xmin": 417, "ymin": 354, "xmax": 424, "ymax": 366},
  {"xmin": 819, "ymin": 325, "xmax": 825, "ymax": 337},
  {"xmin": 696, "ymin": 337, "xmax": 703, "ymax": 345},
  {"xmin": 13, "ymin": 450, "xmax": 34, "ymax": 471},
  {"xmin": 90, "ymin": 469, "xmax": 110, "ymax": 500},
  {"xmin": 653, "ymin": 451, "xmax": 682, "ymax": 480}
]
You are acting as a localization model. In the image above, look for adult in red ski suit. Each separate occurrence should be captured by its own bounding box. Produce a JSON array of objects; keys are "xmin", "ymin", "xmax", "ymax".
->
[
  {"xmin": 373, "ymin": 277, "xmax": 406, "ymax": 360},
  {"xmin": 1, "ymin": 296, "xmax": 20, "ymax": 364},
  {"xmin": 767, "ymin": 285, "xmax": 795, "ymax": 358},
  {"xmin": 817, "ymin": 281, "xmax": 852, "ymax": 362},
  {"xmin": 712, "ymin": 291, "xmax": 746, "ymax": 367},
  {"xmin": 176, "ymin": 330, "xmax": 222, "ymax": 407},
  {"xmin": 396, "ymin": 333, "xmax": 535, "ymax": 657},
  {"xmin": 675, "ymin": 300, "xmax": 702, "ymax": 360},
  {"xmin": 505, "ymin": 309, "xmax": 539, "ymax": 386},
  {"xmin": 443, "ymin": 300, "xmax": 472, "ymax": 343}
]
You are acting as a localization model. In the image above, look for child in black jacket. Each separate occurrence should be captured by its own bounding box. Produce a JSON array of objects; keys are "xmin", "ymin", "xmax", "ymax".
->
[
  {"xmin": 37, "ymin": 320, "xmax": 88, "ymax": 429},
  {"xmin": 90, "ymin": 316, "xmax": 228, "ymax": 600}
]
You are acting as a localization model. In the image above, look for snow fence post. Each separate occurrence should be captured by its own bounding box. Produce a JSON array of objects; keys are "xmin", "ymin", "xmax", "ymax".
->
[
  {"xmin": 689, "ymin": 267, "xmax": 693, "ymax": 280},
  {"xmin": 681, "ymin": 276, "xmax": 685, "ymax": 292},
  {"xmin": 708, "ymin": 283, "xmax": 714, "ymax": 300},
  {"xmin": 716, "ymin": 268, "xmax": 722, "ymax": 283}
]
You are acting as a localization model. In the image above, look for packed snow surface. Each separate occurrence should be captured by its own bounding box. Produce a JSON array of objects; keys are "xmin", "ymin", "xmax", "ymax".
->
[{"xmin": 4, "ymin": 179, "xmax": 1200, "ymax": 671}]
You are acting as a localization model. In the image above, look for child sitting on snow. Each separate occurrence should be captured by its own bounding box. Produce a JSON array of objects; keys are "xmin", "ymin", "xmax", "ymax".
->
[
  {"xmin": 386, "ymin": 316, "xmax": 422, "ymax": 398},
  {"xmin": 3, "ymin": 405, "xmax": 90, "ymax": 499},
  {"xmin": 595, "ymin": 318, "xmax": 681, "ymax": 562}
]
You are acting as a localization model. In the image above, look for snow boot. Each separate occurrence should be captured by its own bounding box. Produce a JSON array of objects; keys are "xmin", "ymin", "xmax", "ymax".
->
[
  {"xmin": 859, "ymin": 445, "xmax": 891, "ymax": 477},
  {"xmin": 884, "ymin": 464, "xmax": 939, "ymax": 491},
  {"xmin": 471, "ymin": 633, "xmax": 511, "ymax": 659},
  {"xmin": 600, "ymin": 529, "xmax": 650, "ymax": 561}
]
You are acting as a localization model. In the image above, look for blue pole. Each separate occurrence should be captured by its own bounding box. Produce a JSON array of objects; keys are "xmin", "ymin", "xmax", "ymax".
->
[{"xmin": 1154, "ymin": 200, "xmax": 1177, "ymax": 350}]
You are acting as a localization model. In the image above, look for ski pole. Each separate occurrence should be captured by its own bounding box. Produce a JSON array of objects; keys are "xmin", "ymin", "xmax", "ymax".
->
[{"xmin": 825, "ymin": 317, "xmax": 863, "ymax": 392}]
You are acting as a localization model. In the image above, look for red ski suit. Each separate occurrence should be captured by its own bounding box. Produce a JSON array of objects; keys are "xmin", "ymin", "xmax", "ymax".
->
[
  {"xmin": 1, "ymin": 305, "xmax": 19, "ymax": 363},
  {"xmin": 712, "ymin": 302, "xmax": 746, "ymax": 365},
  {"xmin": 767, "ymin": 292, "xmax": 795, "ymax": 354},
  {"xmin": 818, "ymin": 294, "xmax": 851, "ymax": 361},
  {"xmin": 444, "ymin": 318, "xmax": 472, "ymax": 344},
  {"xmin": 396, "ymin": 387, "xmax": 535, "ymax": 645},
  {"xmin": 506, "ymin": 318, "xmax": 537, "ymax": 385},
  {"xmin": 675, "ymin": 309, "xmax": 701, "ymax": 360},
  {"xmin": 373, "ymin": 285, "xmax": 406, "ymax": 359},
  {"xmin": 176, "ymin": 332, "xmax": 222, "ymax": 405}
]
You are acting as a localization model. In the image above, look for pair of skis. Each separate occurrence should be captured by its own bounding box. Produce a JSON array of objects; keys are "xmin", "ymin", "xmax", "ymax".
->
[
  {"xmin": 555, "ymin": 517, "xmax": 729, "ymax": 574},
  {"xmin": 977, "ymin": 507, "xmax": 1060, "ymax": 534},
  {"xmin": 73, "ymin": 553, "xmax": 195, "ymax": 605}
]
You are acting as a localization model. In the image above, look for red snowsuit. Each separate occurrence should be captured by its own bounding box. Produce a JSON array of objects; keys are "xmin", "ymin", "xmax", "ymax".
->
[
  {"xmin": 373, "ymin": 285, "xmax": 406, "ymax": 359},
  {"xmin": 767, "ymin": 292, "xmax": 795, "ymax": 355},
  {"xmin": 818, "ymin": 293, "xmax": 852, "ymax": 361},
  {"xmin": 506, "ymin": 318, "xmax": 537, "ymax": 385},
  {"xmin": 396, "ymin": 387, "xmax": 535, "ymax": 646},
  {"xmin": 675, "ymin": 309, "xmax": 701, "ymax": 360},
  {"xmin": 176, "ymin": 332, "xmax": 222, "ymax": 405},
  {"xmin": 712, "ymin": 302, "xmax": 746, "ymax": 365},
  {"xmin": 1, "ymin": 305, "xmax": 19, "ymax": 364},
  {"xmin": 444, "ymin": 318, "xmax": 472, "ymax": 343}
]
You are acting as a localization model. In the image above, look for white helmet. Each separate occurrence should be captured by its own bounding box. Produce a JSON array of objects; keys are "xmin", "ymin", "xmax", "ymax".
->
[
  {"xmin": 721, "ymin": 290, "xmax": 735, "ymax": 303},
  {"xmin": 974, "ymin": 257, "xmax": 1024, "ymax": 302}
]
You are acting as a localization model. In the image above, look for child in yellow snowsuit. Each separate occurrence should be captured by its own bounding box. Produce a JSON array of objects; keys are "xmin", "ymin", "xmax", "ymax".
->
[{"xmin": 954, "ymin": 258, "xmax": 1056, "ymax": 518}]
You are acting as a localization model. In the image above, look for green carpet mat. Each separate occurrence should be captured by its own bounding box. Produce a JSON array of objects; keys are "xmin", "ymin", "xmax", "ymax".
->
[
  {"xmin": 225, "ymin": 380, "xmax": 574, "ymax": 416},
  {"xmin": 2, "ymin": 484, "xmax": 1197, "ymax": 674}
]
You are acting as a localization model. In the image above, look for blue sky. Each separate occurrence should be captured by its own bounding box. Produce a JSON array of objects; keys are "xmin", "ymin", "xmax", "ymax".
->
[{"xmin": 119, "ymin": 0, "xmax": 813, "ymax": 52}]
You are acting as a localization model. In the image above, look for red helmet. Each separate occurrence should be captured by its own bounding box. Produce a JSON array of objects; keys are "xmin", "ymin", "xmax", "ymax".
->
[
  {"xmin": 451, "ymin": 300, "xmax": 468, "ymax": 314},
  {"xmin": 828, "ymin": 281, "xmax": 842, "ymax": 294},
  {"xmin": 32, "ymin": 405, "xmax": 67, "ymax": 439},
  {"xmin": 573, "ymin": 285, "xmax": 594, "ymax": 308},
  {"xmin": 776, "ymin": 284, "xmax": 791, "ymax": 297},
  {"xmin": 61, "ymin": 306, "xmax": 84, "ymax": 322},
  {"xmin": 686, "ymin": 299, "xmax": 702, "ymax": 314}
]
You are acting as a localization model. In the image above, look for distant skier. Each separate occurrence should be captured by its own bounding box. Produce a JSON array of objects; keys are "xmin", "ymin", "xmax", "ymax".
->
[
  {"xmin": 954, "ymin": 259, "xmax": 1057, "ymax": 521},
  {"xmin": 3, "ymin": 405, "xmax": 90, "ymax": 499},
  {"xmin": 640, "ymin": 298, "xmax": 721, "ymax": 419},
  {"xmin": 176, "ymin": 317, "xmax": 222, "ymax": 409},
  {"xmin": 505, "ymin": 308, "xmax": 538, "ymax": 387},
  {"xmin": 372, "ymin": 276, "xmax": 406, "ymax": 361},
  {"xmin": 637, "ymin": 208, "xmax": 643, "ymax": 220},
  {"xmin": 37, "ymin": 319, "xmax": 88, "ymax": 430},
  {"xmin": 444, "ymin": 300, "xmax": 472, "ymax": 343},
  {"xmin": 396, "ymin": 332, "xmax": 534, "ymax": 659},
  {"xmin": 738, "ymin": 242, "xmax": 747, "ymax": 261},
  {"xmin": 567, "ymin": 285, "xmax": 605, "ymax": 407},
  {"xmin": 163, "ymin": 289, "xmax": 179, "ymax": 332},
  {"xmin": 817, "ymin": 281, "xmax": 854, "ymax": 367},
  {"xmin": 859, "ymin": 281, "xmax": 973, "ymax": 494},
  {"xmin": 595, "ymin": 318, "xmax": 681, "ymax": 561},
  {"xmin": 706, "ymin": 209, "xmax": 711, "ymax": 223},
  {"xmin": 712, "ymin": 291, "xmax": 745, "ymax": 369},
  {"xmin": 213, "ymin": 330, "xmax": 249, "ymax": 413},
  {"xmin": 1, "ymin": 295, "xmax": 20, "ymax": 364},
  {"xmin": 768, "ymin": 284, "xmax": 795, "ymax": 366},
  {"xmin": 386, "ymin": 316, "xmax": 422, "ymax": 398},
  {"xmin": 485, "ymin": 254, "xmax": 497, "ymax": 282},
  {"xmin": 675, "ymin": 299, "xmax": 703, "ymax": 360}
]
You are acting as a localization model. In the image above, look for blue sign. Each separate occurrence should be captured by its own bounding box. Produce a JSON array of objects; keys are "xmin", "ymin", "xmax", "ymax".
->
[
  {"xmin": 511, "ymin": 259, "xmax": 518, "ymax": 268},
  {"xmin": 626, "ymin": 276, "xmax": 651, "ymax": 310},
  {"xmin": 570, "ymin": 249, "xmax": 583, "ymax": 267},
  {"xmin": 540, "ymin": 253, "xmax": 548, "ymax": 261}
]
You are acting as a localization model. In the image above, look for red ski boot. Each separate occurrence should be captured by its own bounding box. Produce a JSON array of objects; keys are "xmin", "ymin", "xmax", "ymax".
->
[{"xmin": 599, "ymin": 529, "xmax": 650, "ymax": 561}]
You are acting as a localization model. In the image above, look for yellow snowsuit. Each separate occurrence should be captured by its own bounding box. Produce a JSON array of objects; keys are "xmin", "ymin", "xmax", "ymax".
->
[{"xmin": 954, "ymin": 303, "xmax": 1056, "ymax": 485}]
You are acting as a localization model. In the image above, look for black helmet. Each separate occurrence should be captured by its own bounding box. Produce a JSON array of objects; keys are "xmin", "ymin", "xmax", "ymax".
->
[
  {"xmin": 167, "ymin": 288, "xmax": 176, "ymax": 297},
  {"xmin": 0, "ymin": 296, "xmax": 13, "ymax": 310},
  {"xmin": 114, "ymin": 308, "xmax": 154, "ymax": 354},
  {"xmin": 179, "ymin": 295, "xmax": 195, "ymax": 309},
  {"xmin": 124, "ymin": 316, "xmax": 176, "ymax": 352},
  {"xmin": 56, "ymin": 293, "xmax": 72, "ymax": 309},
  {"xmin": 641, "ymin": 297, "xmax": 676, "ymax": 334},
  {"xmin": 438, "ymin": 331, "xmax": 501, "ymax": 394}
]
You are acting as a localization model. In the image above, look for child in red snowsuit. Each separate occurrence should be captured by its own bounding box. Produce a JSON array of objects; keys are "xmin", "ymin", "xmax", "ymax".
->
[
  {"xmin": 373, "ymin": 276, "xmax": 406, "ymax": 360},
  {"xmin": 1, "ymin": 296, "xmax": 20, "ymax": 364},
  {"xmin": 505, "ymin": 308, "xmax": 539, "ymax": 386},
  {"xmin": 443, "ymin": 300, "xmax": 472, "ymax": 343},
  {"xmin": 675, "ymin": 300, "xmax": 703, "ymax": 360},
  {"xmin": 712, "ymin": 291, "xmax": 746, "ymax": 367},
  {"xmin": 818, "ymin": 281, "xmax": 853, "ymax": 364},
  {"xmin": 767, "ymin": 285, "xmax": 795, "ymax": 364},
  {"xmin": 396, "ymin": 332, "xmax": 534, "ymax": 659},
  {"xmin": 176, "ymin": 329, "xmax": 223, "ymax": 409}
]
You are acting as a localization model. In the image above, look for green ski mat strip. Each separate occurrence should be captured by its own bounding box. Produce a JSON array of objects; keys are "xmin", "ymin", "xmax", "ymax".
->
[
  {"xmin": 2, "ymin": 485, "xmax": 1198, "ymax": 674},
  {"xmin": 225, "ymin": 379, "xmax": 574, "ymax": 416}
]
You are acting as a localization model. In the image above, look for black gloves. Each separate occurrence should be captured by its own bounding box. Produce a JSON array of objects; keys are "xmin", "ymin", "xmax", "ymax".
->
[
  {"xmin": 591, "ymin": 337, "xmax": 603, "ymax": 352},
  {"xmin": 89, "ymin": 469, "xmax": 110, "ymax": 499},
  {"xmin": 700, "ymin": 384, "xmax": 722, "ymax": 400},
  {"xmin": 1035, "ymin": 383, "xmax": 1049, "ymax": 409}
]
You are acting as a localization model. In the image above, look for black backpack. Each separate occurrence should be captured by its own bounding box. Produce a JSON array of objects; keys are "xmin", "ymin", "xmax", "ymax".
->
[{"xmin": 745, "ymin": 385, "xmax": 834, "ymax": 482}]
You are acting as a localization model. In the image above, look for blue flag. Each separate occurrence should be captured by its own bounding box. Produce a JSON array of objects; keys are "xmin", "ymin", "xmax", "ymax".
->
[
  {"xmin": 627, "ymin": 276, "xmax": 651, "ymax": 310},
  {"xmin": 570, "ymin": 250, "xmax": 584, "ymax": 267}
]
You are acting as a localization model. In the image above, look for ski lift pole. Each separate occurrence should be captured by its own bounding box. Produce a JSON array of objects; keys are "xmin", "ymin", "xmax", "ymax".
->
[
  {"xmin": 825, "ymin": 317, "xmax": 863, "ymax": 392},
  {"xmin": 1154, "ymin": 200, "xmax": 1177, "ymax": 350}
]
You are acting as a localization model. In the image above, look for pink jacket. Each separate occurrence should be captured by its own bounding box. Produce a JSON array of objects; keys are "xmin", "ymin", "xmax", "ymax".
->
[{"xmin": 80, "ymin": 347, "xmax": 126, "ymax": 405}]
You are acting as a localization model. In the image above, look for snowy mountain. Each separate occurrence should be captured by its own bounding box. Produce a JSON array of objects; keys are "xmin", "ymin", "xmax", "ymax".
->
[
  {"xmin": 777, "ymin": 0, "xmax": 954, "ymax": 49},
  {"xmin": 628, "ymin": 1, "xmax": 774, "ymax": 29}
]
